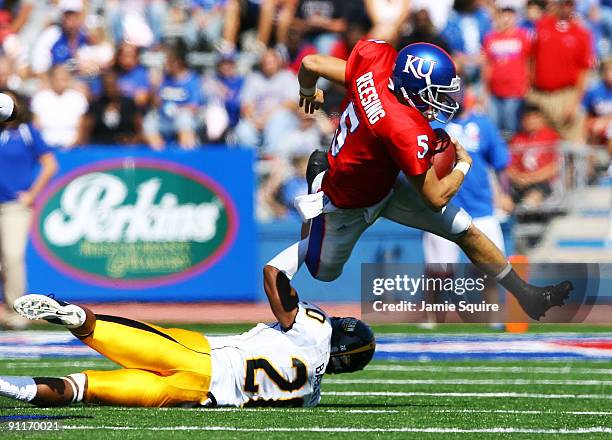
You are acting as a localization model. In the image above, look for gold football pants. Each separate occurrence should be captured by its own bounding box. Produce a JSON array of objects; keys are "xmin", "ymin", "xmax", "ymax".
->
[{"xmin": 80, "ymin": 315, "xmax": 212, "ymax": 407}]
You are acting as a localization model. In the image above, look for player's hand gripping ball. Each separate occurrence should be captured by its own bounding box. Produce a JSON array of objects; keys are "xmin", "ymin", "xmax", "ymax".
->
[{"xmin": 432, "ymin": 128, "xmax": 456, "ymax": 179}]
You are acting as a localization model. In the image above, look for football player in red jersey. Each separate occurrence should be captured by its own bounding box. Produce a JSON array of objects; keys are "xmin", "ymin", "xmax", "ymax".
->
[{"xmin": 263, "ymin": 40, "xmax": 572, "ymax": 321}]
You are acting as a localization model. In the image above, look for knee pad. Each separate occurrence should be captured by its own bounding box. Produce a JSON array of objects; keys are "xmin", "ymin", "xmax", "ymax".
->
[
  {"xmin": 445, "ymin": 205, "xmax": 472, "ymax": 239},
  {"xmin": 312, "ymin": 267, "xmax": 342, "ymax": 282},
  {"xmin": 305, "ymin": 254, "xmax": 342, "ymax": 282}
]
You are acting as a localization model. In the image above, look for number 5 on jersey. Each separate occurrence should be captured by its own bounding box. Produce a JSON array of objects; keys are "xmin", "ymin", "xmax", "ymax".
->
[
  {"xmin": 331, "ymin": 102, "xmax": 360, "ymax": 156},
  {"xmin": 417, "ymin": 134, "xmax": 429, "ymax": 159}
]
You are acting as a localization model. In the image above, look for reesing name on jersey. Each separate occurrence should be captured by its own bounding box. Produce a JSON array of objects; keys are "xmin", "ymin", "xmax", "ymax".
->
[{"xmin": 355, "ymin": 71, "xmax": 386, "ymax": 125}]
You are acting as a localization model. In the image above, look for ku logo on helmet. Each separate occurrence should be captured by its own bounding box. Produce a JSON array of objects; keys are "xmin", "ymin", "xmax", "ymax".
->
[{"xmin": 403, "ymin": 55, "xmax": 437, "ymax": 80}]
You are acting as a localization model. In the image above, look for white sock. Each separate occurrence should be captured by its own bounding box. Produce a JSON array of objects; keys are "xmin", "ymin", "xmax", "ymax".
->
[
  {"xmin": 266, "ymin": 239, "xmax": 308, "ymax": 280},
  {"xmin": 0, "ymin": 376, "xmax": 37, "ymax": 402},
  {"xmin": 63, "ymin": 373, "xmax": 86, "ymax": 403}
]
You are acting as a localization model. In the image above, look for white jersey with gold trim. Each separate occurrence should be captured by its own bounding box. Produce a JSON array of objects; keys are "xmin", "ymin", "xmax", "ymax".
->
[{"xmin": 207, "ymin": 302, "xmax": 332, "ymax": 407}]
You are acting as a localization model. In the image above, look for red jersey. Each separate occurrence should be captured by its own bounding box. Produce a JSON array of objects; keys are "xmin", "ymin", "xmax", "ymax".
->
[
  {"xmin": 322, "ymin": 40, "xmax": 436, "ymax": 209},
  {"xmin": 533, "ymin": 15, "xmax": 593, "ymax": 92},
  {"xmin": 509, "ymin": 127, "xmax": 559, "ymax": 174},
  {"xmin": 483, "ymin": 28, "xmax": 531, "ymax": 98}
]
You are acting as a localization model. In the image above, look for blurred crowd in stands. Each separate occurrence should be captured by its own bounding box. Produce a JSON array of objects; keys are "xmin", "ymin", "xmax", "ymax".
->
[{"xmin": 0, "ymin": 0, "xmax": 609, "ymax": 221}]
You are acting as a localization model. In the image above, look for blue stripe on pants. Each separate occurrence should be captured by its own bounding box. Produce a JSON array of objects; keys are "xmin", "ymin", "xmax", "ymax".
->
[{"xmin": 305, "ymin": 214, "xmax": 326, "ymax": 278}]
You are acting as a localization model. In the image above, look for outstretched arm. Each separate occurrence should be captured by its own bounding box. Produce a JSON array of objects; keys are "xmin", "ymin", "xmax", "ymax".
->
[
  {"xmin": 19, "ymin": 153, "xmax": 58, "ymax": 206},
  {"xmin": 262, "ymin": 239, "xmax": 309, "ymax": 329},
  {"xmin": 299, "ymin": 54, "xmax": 346, "ymax": 88},
  {"xmin": 263, "ymin": 265, "xmax": 299, "ymax": 330},
  {"xmin": 298, "ymin": 54, "xmax": 346, "ymax": 113}
]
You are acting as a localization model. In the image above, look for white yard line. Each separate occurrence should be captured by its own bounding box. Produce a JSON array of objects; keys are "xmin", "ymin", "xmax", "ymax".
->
[
  {"xmin": 3, "ymin": 361, "xmax": 111, "ymax": 369},
  {"xmin": 323, "ymin": 391, "xmax": 612, "ymax": 399},
  {"xmin": 206, "ymin": 408, "xmax": 612, "ymax": 416},
  {"xmin": 326, "ymin": 378, "xmax": 612, "ymax": 386},
  {"xmin": 367, "ymin": 365, "xmax": 612, "ymax": 375},
  {"xmin": 61, "ymin": 426, "xmax": 612, "ymax": 434},
  {"xmin": 199, "ymin": 408, "xmax": 402, "ymax": 413},
  {"xmin": 23, "ymin": 407, "xmax": 612, "ymax": 416},
  {"xmin": 431, "ymin": 409, "xmax": 612, "ymax": 416}
]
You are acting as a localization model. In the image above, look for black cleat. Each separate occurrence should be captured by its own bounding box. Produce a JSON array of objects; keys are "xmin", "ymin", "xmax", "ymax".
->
[{"xmin": 515, "ymin": 281, "xmax": 574, "ymax": 321}]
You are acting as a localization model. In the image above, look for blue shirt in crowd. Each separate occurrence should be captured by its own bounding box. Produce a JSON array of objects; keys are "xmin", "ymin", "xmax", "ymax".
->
[
  {"xmin": 50, "ymin": 31, "xmax": 88, "ymax": 66},
  {"xmin": 218, "ymin": 74, "xmax": 244, "ymax": 128},
  {"xmin": 158, "ymin": 70, "xmax": 203, "ymax": 121},
  {"xmin": 0, "ymin": 124, "xmax": 51, "ymax": 203},
  {"xmin": 432, "ymin": 113, "xmax": 509, "ymax": 218},
  {"xmin": 583, "ymin": 80, "xmax": 612, "ymax": 116},
  {"xmin": 192, "ymin": 0, "xmax": 226, "ymax": 10},
  {"xmin": 442, "ymin": 8, "xmax": 492, "ymax": 55},
  {"xmin": 118, "ymin": 66, "xmax": 150, "ymax": 100}
]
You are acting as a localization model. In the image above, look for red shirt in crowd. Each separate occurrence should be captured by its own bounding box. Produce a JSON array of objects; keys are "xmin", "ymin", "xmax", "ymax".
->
[
  {"xmin": 288, "ymin": 43, "xmax": 318, "ymax": 75},
  {"xmin": 532, "ymin": 14, "xmax": 593, "ymax": 91},
  {"xmin": 483, "ymin": 27, "xmax": 532, "ymax": 98},
  {"xmin": 330, "ymin": 39, "xmax": 351, "ymax": 61},
  {"xmin": 509, "ymin": 127, "xmax": 560, "ymax": 176}
]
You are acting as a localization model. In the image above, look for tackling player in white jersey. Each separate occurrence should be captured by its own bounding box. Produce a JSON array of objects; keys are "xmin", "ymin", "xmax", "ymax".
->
[{"xmin": 0, "ymin": 289, "xmax": 374, "ymax": 408}]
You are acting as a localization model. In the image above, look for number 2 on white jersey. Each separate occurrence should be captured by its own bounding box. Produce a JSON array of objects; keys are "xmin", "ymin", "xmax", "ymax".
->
[
  {"xmin": 244, "ymin": 357, "xmax": 307, "ymax": 393},
  {"xmin": 331, "ymin": 102, "xmax": 360, "ymax": 157}
]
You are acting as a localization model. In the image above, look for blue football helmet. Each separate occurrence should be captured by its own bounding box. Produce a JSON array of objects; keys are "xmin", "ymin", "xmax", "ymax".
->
[{"xmin": 391, "ymin": 43, "xmax": 461, "ymax": 123}]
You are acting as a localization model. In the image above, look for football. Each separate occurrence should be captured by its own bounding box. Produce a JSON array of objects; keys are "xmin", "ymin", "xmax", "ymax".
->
[{"xmin": 432, "ymin": 128, "xmax": 456, "ymax": 179}]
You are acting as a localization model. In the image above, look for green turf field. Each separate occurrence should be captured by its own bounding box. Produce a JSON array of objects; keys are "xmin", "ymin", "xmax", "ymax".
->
[{"xmin": 1, "ymin": 324, "xmax": 611, "ymax": 439}]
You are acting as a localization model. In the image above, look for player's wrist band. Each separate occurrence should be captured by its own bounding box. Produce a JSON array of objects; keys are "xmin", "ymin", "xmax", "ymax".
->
[
  {"xmin": 299, "ymin": 85, "xmax": 318, "ymax": 99},
  {"xmin": 454, "ymin": 161, "xmax": 471, "ymax": 176}
]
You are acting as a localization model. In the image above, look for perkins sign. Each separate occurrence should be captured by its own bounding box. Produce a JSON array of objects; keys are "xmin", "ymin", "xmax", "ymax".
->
[{"xmin": 32, "ymin": 158, "xmax": 237, "ymax": 289}]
